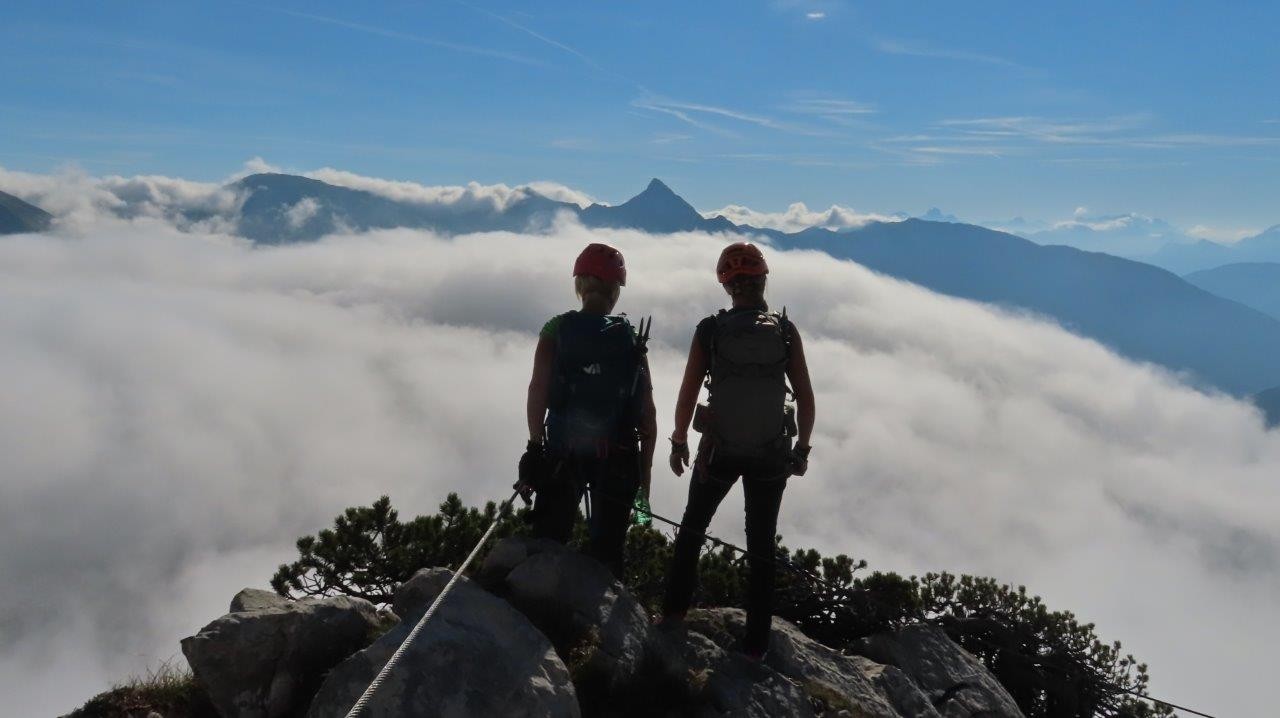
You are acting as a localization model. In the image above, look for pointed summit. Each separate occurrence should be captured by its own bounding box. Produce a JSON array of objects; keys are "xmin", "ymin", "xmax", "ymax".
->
[
  {"xmin": 642, "ymin": 177, "xmax": 674, "ymax": 195},
  {"xmin": 580, "ymin": 178, "xmax": 708, "ymax": 233}
]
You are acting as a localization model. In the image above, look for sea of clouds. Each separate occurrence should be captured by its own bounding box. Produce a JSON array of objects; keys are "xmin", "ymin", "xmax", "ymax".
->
[{"xmin": 2, "ymin": 168, "xmax": 1278, "ymax": 717}]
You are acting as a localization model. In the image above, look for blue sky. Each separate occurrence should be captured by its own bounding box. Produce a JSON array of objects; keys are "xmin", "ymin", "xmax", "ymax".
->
[{"xmin": 3, "ymin": 0, "xmax": 1278, "ymax": 231}]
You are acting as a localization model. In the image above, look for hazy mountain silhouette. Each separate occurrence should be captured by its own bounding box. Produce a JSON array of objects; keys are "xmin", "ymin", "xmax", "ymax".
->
[
  {"xmin": 1254, "ymin": 386, "xmax": 1280, "ymax": 428},
  {"xmin": 1030, "ymin": 214, "xmax": 1191, "ymax": 259},
  {"xmin": 232, "ymin": 173, "xmax": 578, "ymax": 243},
  {"xmin": 224, "ymin": 174, "xmax": 1280, "ymax": 395},
  {"xmin": 1143, "ymin": 225, "xmax": 1280, "ymax": 274},
  {"xmin": 771, "ymin": 219, "xmax": 1280, "ymax": 395},
  {"xmin": 0, "ymin": 190, "xmax": 53, "ymax": 234},
  {"xmin": 580, "ymin": 178, "xmax": 736, "ymax": 233},
  {"xmin": 1234, "ymin": 225, "xmax": 1280, "ymax": 259},
  {"xmin": 1184, "ymin": 262, "xmax": 1280, "ymax": 320},
  {"xmin": 1143, "ymin": 238, "xmax": 1237, "ymax": 274},
  {"xmin": 918, "ymin": 207, "xmax": 960, "ymax": 223}
]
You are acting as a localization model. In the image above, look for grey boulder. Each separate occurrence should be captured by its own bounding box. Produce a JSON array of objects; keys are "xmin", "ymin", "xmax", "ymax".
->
[
  {"xmin": 686, "ymin": 608, "xmax": 937, "ymax": 718},
  {"xmin": 860, "ymin": 624, "xmax": 1024, "ymax": 717},
  {"xmin": 305, "ymin": 567, "xmax": 579, "ymax": 718},
  {"xmin": 645, "ymin": 621, "xmax": 816, "ymax": 718},
  {"xmin": 479, "ymin": 538, "xmax": 649, "ymax": 702},
  {"xmin": 230, "ymin": 587, "xmax": 290, "ymax": 613},
  {"xmin": 181, "ymin": 592, "xmax": 382, "ymax": 718}
]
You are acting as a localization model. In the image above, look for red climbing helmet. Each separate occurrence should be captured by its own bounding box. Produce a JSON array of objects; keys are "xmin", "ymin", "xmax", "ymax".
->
[
  {"xmin": 573, "ymin": 243, "xmax": 627, "ymax": 286},
  {"xmin": 716, "ymin": 242, "xmax": 769, "ymax": 284}
]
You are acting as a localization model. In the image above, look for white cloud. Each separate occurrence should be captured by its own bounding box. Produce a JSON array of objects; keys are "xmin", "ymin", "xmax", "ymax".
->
[
  {"xmin": 1053, "ymin": 215, "xmax": 1138, "ymax": 232},
  {"xmin": 806, "ymin": 11, "xmax": 826, "ymax": 20},
  {"xmin": 0, "ymin": 166, "xmax": 243, "ymax": 234},
  {"xmin": 234, "ymin": 156, "xmax": 283, "ymax": 178},
  {"xmin": 284, "ymin": 197, "xmax": 322, "ymax": 229},
  {"xmin": 1187, "ymin": 224, "xmax": 1260, "ymax": 244},
  {"xmin": 0, "ymin": 171, "xmax": 1277, "ymax": 718},
  {"xmin": 705, "ymin": 201, "xmax": 901, "ymax": 232},
  {"xmin": 306, "ymin": 168, "xmax": 597, "ymax": 209}
]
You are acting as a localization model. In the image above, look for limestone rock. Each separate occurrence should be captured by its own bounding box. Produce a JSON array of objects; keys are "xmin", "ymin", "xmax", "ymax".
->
[
  {"xmin": 860, "ymin": 624, "xmax": 1025, "ymax": 717},
  {"xmin": 645, "ymin": 622, "xmax": 816, "ymax": 718},
  {"xmin": 180, "ymin": 594, "xmax": 381, "ymax": 718},
  {"xmin": 686, "ymin": 608, "xmax": 935, "ymax": 718},
  {"xmin": 480, "ymin": 537, "xmax": 649, "ymax": 707},
  {"xmin": 229, "ymin": 588, "xmax": 289, "ymax": 613},
  {"xmin": 304, "ymin": 567, "xmax": 579, "ymax": 718}
]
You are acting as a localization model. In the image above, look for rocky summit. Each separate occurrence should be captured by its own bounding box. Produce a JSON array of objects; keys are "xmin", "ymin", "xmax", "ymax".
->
[{"xmin": 148, "ymin": 538, "xmax": 1024, "ymax": 717}]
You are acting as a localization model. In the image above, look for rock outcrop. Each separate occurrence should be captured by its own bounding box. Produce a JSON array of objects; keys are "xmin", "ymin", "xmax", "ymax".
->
[
  {"xmin": 180, "ymin": 592, "xmax": 383, "ymax": 718},
  {"xmin": 479, "ymin": 537, "xmax": 649, "ymax": 711},
  {"xmin": 685, "ymin": 607, "xmax": 938, "ymax": 717},
  {"xmin": 860, "ymin": 624, "xmax": 1024, "ymax": 717},
  {"xmin": 172, "ymin": 538, "xmax": 1024, "ymax": 718},
  {"xmin": 305, "ymin": 567, "xmax": 579, "ymax": 718}
]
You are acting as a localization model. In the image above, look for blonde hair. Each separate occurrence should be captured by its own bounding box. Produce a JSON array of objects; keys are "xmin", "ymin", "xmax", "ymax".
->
[{"xmin": 575, "ymin": 275, "xmax": 621, "ymax": 304}]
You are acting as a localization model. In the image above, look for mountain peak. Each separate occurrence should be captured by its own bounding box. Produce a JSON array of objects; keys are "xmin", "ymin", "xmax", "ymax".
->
[
  {"xmin": 644, "ymin": 177, "xmax": 673, "ymax": 193},
  {"xmin": 578, "ymin": 178, "xmax": 706, "ymax": 233},
  {"xmin": 622, "ymin": 178, "xmax": 697, "ymax": 214}
]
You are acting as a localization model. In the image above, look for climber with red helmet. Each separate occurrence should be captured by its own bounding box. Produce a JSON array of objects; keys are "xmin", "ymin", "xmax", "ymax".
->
[
  {"xmin": 518, "ymin": 242, "xmax": 658, "ymax": 576},
  {"xmin": 659, "ymin": 241, "xmax": 816, "ymax": 661}
]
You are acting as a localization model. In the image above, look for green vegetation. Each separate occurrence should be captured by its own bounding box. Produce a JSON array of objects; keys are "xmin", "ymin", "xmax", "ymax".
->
[
  {"xmin": 273, "ymin": 493, "xmax": 1172, "ymax": 718},
  {"xmin": 65, "ymin": 660, "xmax": 215, "ymax": 718}
]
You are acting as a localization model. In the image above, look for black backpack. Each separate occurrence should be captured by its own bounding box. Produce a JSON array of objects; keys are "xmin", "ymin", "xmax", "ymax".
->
[
  {"xmin": 546, "ymin": 312, "xmax": 644, "ymax": 452},
  {"xmin": 704, "ymin": 308, "xmax": 794, "ymax": 458}
]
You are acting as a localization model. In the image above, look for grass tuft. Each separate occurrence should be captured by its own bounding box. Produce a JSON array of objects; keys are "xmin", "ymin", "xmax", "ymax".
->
[{"xmin": 63, "ymin": 658, "xmax": 216, "ymax": 718}]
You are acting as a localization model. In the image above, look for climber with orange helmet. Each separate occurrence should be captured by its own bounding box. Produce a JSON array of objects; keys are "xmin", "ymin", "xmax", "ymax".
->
[
  {"xmin": 659, "ymin": 241, "xmax": 816, "ymax": 660},
  {"xmin": 518, "ymin": 242, "xmax": 658, "ymax": 576}
]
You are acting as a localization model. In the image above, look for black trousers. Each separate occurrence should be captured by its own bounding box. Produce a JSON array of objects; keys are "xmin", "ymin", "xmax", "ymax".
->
[
  {"xmin": 662, "ymin": 447, "xmax": 788, "ymax": 654},
  {"xmin": 531, "ymin": 449, "xmax": 641, "ymax": 577}
]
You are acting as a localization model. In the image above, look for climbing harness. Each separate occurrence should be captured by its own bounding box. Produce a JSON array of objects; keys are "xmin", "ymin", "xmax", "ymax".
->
[{"xmin": 341, "ymin": 489, "xmax": 520, "ymax": 718}]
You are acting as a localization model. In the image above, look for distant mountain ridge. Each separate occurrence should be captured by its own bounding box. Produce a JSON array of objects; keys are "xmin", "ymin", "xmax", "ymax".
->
[
  {"xmin": 1184, "ymin": 262, "xmax": 1280, "ymax": 320},
  {"xmin": 223, "ymin": 173, "xmax": 1280, "ymax": 396},
  {"xmin": 1130, "ymin": 225, "xmax": 1280, "ymax": 274},
  {"xmin": 232, "ymin": 173, "xmax": 580, "ymax": 243},
  {"xmin": 0, "ymin": 190, "xmax": 53, "ymax": 234}
]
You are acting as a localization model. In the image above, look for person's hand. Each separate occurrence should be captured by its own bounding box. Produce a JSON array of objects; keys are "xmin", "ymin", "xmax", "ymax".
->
[
  {"xmin": 669, "ymin": 438, "xmax": 690, "ymax": 476},
  {"xmin": 787, "ymin": 444, "xmax": 811, "ymax": 477},
  {"xmin": 517, "ymin": 440, "xmax": 546, "ymax": 503}
]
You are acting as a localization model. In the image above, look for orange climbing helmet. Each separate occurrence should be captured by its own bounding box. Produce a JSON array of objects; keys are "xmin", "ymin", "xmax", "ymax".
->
[
  {"xmin": 716, "ymin": 242, "xmax": 769, "ymax": 284},
  {"xmin": 573, "ymin": 242, "xmax": 627, "ymax": 286}
]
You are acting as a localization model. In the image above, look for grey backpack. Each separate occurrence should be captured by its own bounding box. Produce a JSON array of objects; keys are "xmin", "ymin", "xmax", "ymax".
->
[{"xmin": 704, "ymin": 308, "xmax": 794, "ymax": 458}]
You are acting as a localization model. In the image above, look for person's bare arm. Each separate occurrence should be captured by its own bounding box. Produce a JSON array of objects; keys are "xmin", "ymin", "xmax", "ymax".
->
[
  {"xmin": 669, "ymin": 333, "xmax": 708, "ymax": 476},
  {"xmin": 526, "ymin": 335, "xmax": 554, "ymax": 442},
  {"xmin": 671, "ymin": 334, "xmax": 708, "ymax": 444},
  {"xmin": 786, "ymin": 327, "xmax": 815, "ymax": 447}
]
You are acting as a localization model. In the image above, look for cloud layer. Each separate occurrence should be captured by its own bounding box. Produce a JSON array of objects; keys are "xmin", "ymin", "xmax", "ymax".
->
[
  {"xmin": 705, "ymin": 202, "xmax": 901, "ymax": 233},
  {"xmin": 2, "ymin": 174, "xmax": 1278, "ymax": 717}
]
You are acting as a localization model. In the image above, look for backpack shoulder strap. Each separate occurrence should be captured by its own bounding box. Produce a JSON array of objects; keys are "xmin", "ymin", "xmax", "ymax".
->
[{"xmin": 779, "ymin": 306, "xmax": 795, "ymax": 357}]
